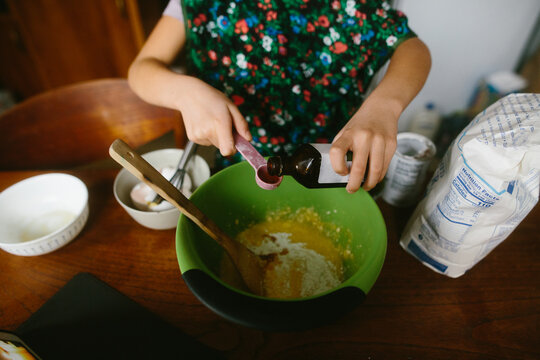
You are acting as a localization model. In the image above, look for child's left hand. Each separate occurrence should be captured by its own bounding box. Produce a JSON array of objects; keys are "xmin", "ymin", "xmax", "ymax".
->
[{"xmin": 330, "ymin": 97, "xmax": 399, "ymax": 193}]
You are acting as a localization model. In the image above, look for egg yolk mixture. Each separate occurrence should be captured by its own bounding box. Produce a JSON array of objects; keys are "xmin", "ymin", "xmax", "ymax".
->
[{"xmin": 220, "ymin": 207, "xmax": 350, "ymax": 299}]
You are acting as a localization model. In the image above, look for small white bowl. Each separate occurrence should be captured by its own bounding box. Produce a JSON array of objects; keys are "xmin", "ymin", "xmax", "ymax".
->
[
  {"xmin": 113, "ymin": 148, "xmax": 210, "ymax": 230},
  {"xmin": 0, "ymin": 173, "xmax": 89, "ymax": 256}
]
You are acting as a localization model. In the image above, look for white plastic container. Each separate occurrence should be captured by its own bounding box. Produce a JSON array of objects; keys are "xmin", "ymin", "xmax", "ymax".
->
[
  {"xmin": 408, "ymin": 103, "xmax": 441, "ymax": 141},
  {"xmin": 382, "ymin": 133, "xmax": 436, "ymax": 207}
]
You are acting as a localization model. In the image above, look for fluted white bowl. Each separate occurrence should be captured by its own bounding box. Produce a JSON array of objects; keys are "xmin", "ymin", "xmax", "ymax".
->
[{"xmin": 0, "ymin": 173, "xmax": 89, "ymax": 256}]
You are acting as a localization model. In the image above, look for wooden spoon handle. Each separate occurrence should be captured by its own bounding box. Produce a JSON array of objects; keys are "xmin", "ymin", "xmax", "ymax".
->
[{"xmin": 109, "ymin": 139, "xmax": 233, "ymax": 250}]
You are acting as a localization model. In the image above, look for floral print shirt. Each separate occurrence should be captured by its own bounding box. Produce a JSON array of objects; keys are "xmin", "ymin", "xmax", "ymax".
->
[{"xmin": 178, "ymin": 0, "xmax": 416, "ymax": 168}]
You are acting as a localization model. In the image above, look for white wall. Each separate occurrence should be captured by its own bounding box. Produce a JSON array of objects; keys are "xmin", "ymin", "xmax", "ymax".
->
[{"xmin": 393, "ymin": 0, "xmax": 540, "ymax": 131}]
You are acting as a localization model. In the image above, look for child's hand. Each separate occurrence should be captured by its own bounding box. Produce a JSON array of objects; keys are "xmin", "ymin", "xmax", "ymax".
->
[
  {"xmin": 177, "ymin": 77, "xmax": 251, "ymax": 156},
  {"xmin": 330, "ymin": 98, "xmax": 399, "ymax": 193}
]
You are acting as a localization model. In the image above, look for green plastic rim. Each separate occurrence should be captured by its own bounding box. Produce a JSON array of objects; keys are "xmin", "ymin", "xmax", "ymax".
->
[{"xmin": 176, "ymin": 161, "xmax": 387, "ymax": 299}]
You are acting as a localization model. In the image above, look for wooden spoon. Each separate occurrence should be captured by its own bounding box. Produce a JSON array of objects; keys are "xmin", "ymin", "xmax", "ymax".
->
[{"xmin": 109, "ymin": 139, "xmax": 265, "ymax": 296}]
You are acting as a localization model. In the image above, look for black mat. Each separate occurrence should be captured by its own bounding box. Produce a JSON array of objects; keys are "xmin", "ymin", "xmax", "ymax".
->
[{"xmin": 16, "ymin": 272, "xmax": 223, "ymax": 359}]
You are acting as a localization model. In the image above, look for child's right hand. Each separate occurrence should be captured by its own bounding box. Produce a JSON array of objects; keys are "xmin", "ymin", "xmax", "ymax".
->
[
  {"xmin": 127, "ymin": 15, "xmax": 251, "ymax": 157},
  {"xmin": 176, "ymin": 76, "xmax": 251, "ymax": 156}
]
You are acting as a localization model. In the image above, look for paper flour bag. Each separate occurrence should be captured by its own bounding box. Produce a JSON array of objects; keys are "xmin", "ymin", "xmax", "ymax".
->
[{"xmin": 400, "ymin": 93, "xmax": 540, "ymax": 278}]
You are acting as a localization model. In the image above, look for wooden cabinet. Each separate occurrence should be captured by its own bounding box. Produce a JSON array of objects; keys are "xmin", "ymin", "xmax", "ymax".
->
[{"xmin": 0, "ymin": 0, "xmax": 163, "ymax": 100}]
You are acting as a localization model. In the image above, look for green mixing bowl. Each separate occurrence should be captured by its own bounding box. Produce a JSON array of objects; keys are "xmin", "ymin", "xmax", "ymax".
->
[{"xmin": 176, "ymin": 161, "xmax": 386, "ymax": 331}]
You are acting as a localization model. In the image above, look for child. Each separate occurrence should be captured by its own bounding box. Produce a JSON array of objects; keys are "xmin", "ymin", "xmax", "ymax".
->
[{"xmin": 128, "ymin": 0, "xmax": 431, "ymax": 193}]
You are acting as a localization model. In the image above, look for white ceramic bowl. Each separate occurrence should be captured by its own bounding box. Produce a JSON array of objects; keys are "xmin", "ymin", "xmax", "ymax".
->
[
  {"xmin": 0, "ymin": 173, "xmax": 89, "ymax": 256},
  {"xmin": 113, "ymin": 148, "xmax": 211, "ymax": 230}
]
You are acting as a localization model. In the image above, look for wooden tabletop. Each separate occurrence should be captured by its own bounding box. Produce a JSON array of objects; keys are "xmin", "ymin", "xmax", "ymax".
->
[{"xmin": 0, "ymin": 169, "xmax": 538, "ymax": 359}]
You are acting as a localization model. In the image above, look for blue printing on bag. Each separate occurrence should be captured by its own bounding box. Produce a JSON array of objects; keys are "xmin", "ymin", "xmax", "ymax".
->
[{"xmin": 407, "ymin": 240, "xmax": 448, "ymax": 273}]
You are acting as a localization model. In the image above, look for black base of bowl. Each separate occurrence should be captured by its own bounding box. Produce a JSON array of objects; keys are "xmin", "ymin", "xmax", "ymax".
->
[{"xmin": 183, "ymin": 269, "xmax": 366, "ymax": 332}]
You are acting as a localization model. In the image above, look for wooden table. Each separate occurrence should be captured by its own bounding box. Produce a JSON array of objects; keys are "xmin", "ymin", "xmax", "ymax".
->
[{"xmin": 1, "ymin": 169, "xmax": 538, "ymax": 359}]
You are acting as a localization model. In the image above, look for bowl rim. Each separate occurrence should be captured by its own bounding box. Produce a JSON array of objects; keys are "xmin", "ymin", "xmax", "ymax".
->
[{"xmin": 0, "ymin": 173, "xmax": 89, "ymax": 247}]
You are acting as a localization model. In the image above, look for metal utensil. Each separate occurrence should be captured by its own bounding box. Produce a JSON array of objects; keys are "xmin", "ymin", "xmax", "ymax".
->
[{"xmin": 150, "ymin": 140, "xmax": 198, "ymax": 207}]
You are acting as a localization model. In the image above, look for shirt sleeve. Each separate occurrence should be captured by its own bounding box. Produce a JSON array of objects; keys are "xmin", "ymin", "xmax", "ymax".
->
[
  {"xmin": 163, "ymin": 0, "xmax": 184, "ymax": 23},
  {"xmin": 380, "ymin": 3, "xmax": 417, "ymax": 50}
]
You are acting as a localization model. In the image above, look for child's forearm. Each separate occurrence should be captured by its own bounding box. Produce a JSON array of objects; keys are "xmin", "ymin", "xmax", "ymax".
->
[
  {"xmin": 127, "ymin": 15, "xmax": 189, "ymax": 111},
  {"xmin": 366, "ymin": 37, "xmax": 431, "ymax": 118},
  {"xmin": 127, "ymin": 15, "xmax": 252, "ymax": 155},
  {"xmin": 128, "ymin": 58, "xmax": 193, "ymax": 111}
]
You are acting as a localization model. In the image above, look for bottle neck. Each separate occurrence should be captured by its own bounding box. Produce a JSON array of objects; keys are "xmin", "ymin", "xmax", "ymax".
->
[{"xmin": 267, "ymin": 156, "xmax": 283, "ymax": 176}]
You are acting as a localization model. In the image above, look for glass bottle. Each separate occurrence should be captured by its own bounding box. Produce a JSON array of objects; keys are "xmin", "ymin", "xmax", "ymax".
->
[{"xmin": 267, "ymin": 143, "xmax": 350, "ymax": 188}]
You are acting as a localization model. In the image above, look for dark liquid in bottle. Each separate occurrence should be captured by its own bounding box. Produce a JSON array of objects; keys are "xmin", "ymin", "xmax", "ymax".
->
[{"xmin": 267, "ymin": 144, "xmax": 347, "ymax": 189}]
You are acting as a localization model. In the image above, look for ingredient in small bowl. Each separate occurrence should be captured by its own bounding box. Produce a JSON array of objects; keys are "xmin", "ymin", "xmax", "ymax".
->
[
  {"xmin": 20, "ymin": 210, "xmax": 76, "ymax": 242},
  {"xmin": 130, "ymin": 167, "xmax": 193, "ymax": 211}
]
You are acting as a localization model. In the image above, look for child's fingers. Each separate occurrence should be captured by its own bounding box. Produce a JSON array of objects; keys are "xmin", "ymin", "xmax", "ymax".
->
[
  {"xmin": 379, "ymin": 138, "xmax": 397, "ymax": 183},
  {"xmin": 347, "ymin": 141, "xmax": 369, "ymax": 193},
  {"xmin": 215, "ymin": 111, "xmax": 235, "ymax": 156},
  {"xmin": 329, "ymin": 138, "xmax": 350, "ymax": 176},
  {"xmin": 363, "ymin": 137, "xmax": 385, "ymax": 190},
  {"xmin": 228, "ymin": 104, "xmax": 251, "ymax": 141}
]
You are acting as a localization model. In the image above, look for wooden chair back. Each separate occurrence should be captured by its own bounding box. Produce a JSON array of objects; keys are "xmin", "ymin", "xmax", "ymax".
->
[{"xmin": 0, "ymin": 78, "xmax": 185, "ymax": 170}]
